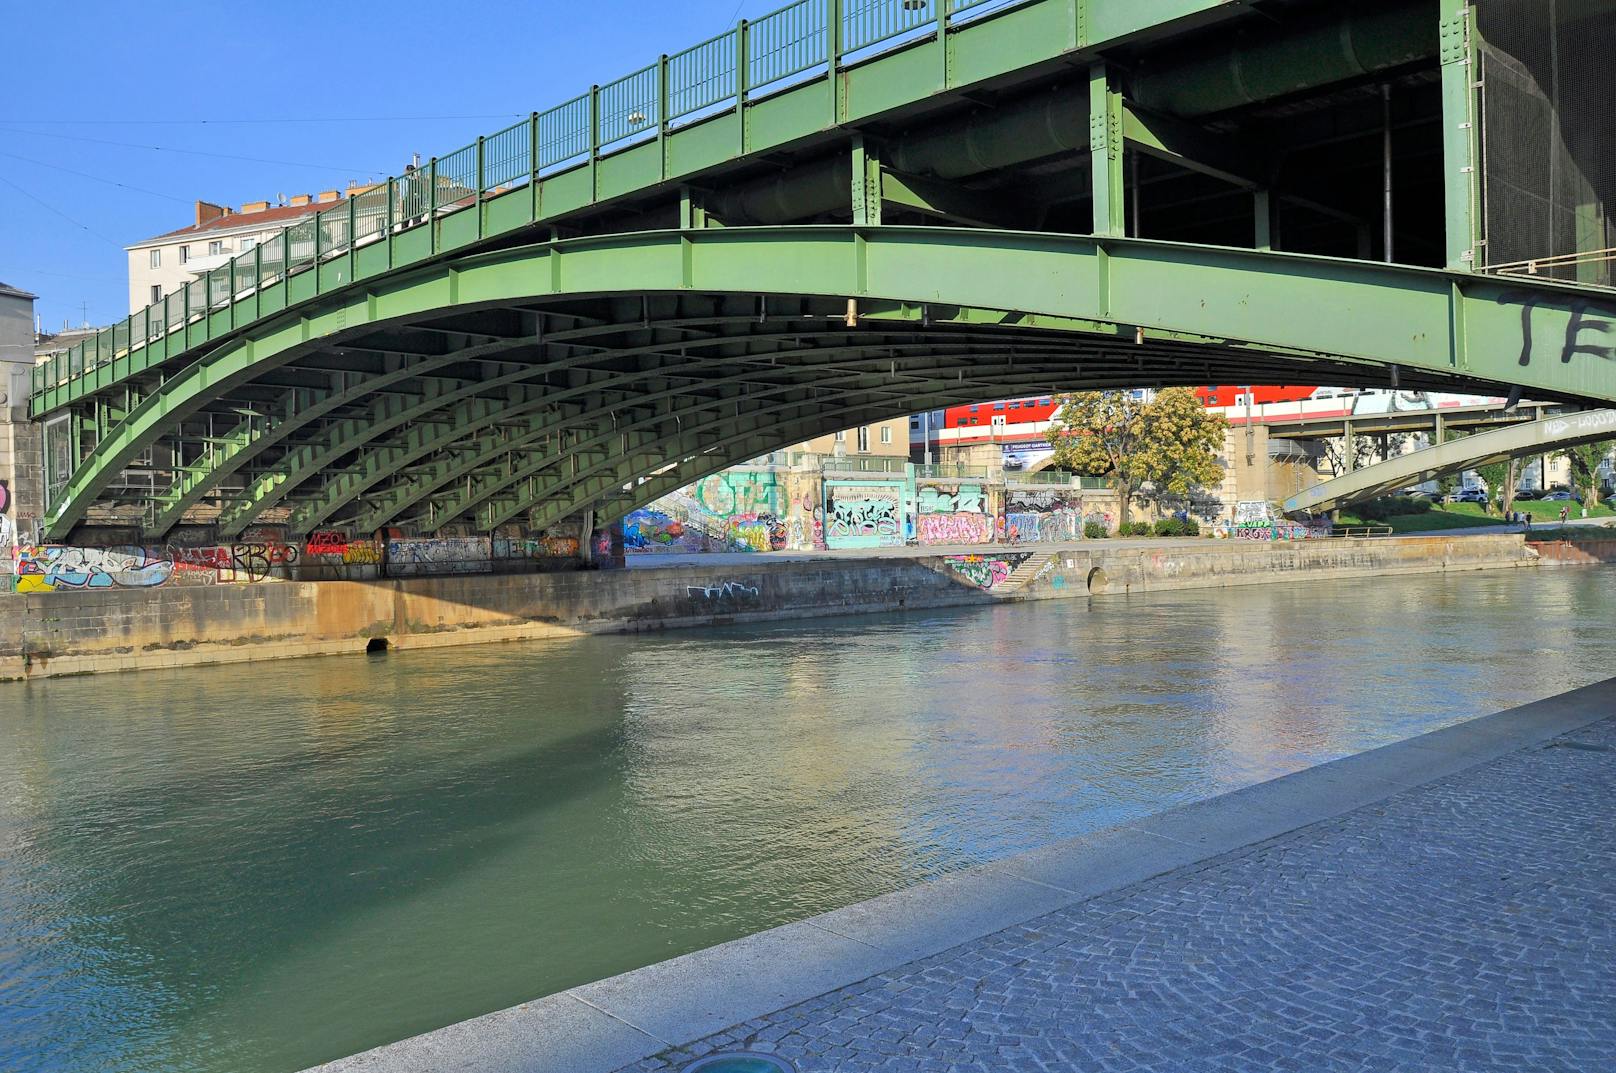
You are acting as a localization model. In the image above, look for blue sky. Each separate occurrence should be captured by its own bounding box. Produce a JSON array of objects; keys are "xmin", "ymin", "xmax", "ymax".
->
[{"xmin": 1, "ymin": 0, "xmax": 763, "ymax": 333}]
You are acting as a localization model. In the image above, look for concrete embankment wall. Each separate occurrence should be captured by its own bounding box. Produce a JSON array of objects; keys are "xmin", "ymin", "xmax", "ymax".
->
[{"xmin": 0, "ymin": 534, "xmax": 1538, "ymax": 681}]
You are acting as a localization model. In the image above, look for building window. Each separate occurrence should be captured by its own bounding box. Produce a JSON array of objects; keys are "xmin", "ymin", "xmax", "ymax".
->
[
  {"xmin": 240, "ymin": 237, "xmax": 256, "ymax": 252},
  {"xmin": 858, "ymin": 426, "xmax": 870, "ymax": 452},
  {"xmin": 150, "ymin": 284, "xmax": 162, "ymax": 304},
  {"xmin": 835, "ymin": 430, "xmax": 846, "ymax": 442},
  {"xmin": 1010, "ymin": 401, "xmax": 1021, "ymax": 409},
  {"xmin": 880, "ymin": 426, "xmax": 892, "ymax": 444},
  {"xmin": 208, "ymin": 240, "xmax": 225, "ymax": 256},
  {"xmin": 179, "ymin": 245, "xmax": 190, "ymax": 264},
  {"xmin": 148, "ymin": 249, "xmax": 161, "ymax": 268},
  {"xmin": 993, "ymin": 402, "xmax": 1006, "ymax": 410}
]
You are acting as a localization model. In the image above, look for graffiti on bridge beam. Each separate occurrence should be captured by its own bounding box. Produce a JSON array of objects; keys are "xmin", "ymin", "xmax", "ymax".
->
[
  {"xmin": 12, "ymin": 540, "xmax": 306, "ymax": 592},
  {"xmin": 942, "ymin": 552, "xmax": 1033, "ymax": 590},
  {"xmin": 1501, "ymin": 292, "xmax": 1616, "ymax": 367}
]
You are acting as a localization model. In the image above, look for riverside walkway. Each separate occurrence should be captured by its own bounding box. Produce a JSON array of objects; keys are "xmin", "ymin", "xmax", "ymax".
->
[
  {"xmin": 626, "ymin": 707, "xmax": 1616, "ymax": 1072},
  {"xmin": 313, "ymin": 682, "xmax": 1615, "ymax": 1073}
]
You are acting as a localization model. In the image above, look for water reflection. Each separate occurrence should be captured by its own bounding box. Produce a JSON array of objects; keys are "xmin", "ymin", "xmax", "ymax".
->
[{"xmin": 1, "ymin": 567, "xmax": 1613, "ymax": 1073}]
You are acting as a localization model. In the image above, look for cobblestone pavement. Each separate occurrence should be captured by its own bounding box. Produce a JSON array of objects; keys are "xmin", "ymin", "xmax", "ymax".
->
[{"xmin": 623, "ymin": 717, "xmax": 1616, "ymax": 1073}]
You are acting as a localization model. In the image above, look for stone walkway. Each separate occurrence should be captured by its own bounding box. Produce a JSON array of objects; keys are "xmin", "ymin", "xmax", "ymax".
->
[{"xmin": 623, "ymin": 717, "xmax": 1616, "ymax": 1073}]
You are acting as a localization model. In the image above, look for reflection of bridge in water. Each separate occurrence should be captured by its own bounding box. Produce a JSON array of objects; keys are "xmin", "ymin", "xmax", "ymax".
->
[{"xmin": 29, "ymin": 0, "xmax": 1616, "ymax": 550}]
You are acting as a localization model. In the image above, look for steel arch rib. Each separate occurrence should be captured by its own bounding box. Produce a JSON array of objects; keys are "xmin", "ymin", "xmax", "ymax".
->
[
  {"xmin": 45, "ymin": 226, "xmax": 1616, "ymax": 540},
  {"xmin": 352, "ymin": 341, "xmax": 1079, "ymax": 533},
  {"xmin": 476, "ymin": 366, "xmax": 1096, "ymax": 533},
  {"xmin": 418, "ymin": 360, "xmax": 1099, "ymax": 534}
]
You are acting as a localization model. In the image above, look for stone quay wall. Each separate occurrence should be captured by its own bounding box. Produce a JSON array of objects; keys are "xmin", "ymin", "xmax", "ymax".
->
[{"xmin": 0, "ymin": 534, "xmax": 1540, "ymax": 681}]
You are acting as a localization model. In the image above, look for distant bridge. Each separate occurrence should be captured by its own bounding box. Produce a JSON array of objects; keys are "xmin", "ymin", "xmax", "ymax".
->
[
  {"xmin": 1283, "ymin": 409, "xmax": 1616, "ymax": 516},
  {"xmin": 29, "ymin": 0, "xmax": 1616, "ymax": 544}
]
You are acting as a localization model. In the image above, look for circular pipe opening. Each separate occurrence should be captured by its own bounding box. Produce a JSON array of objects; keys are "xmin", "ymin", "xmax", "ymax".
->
[{"xmin": 365, "ymin": 637, "xmax": 390, "ymax": 654}]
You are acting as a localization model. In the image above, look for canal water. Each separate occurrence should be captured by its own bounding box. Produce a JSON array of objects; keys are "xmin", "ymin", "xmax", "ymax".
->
[{"xmin": 2, "ymin": 567, "xmax": 1612, "ymax": 1073}]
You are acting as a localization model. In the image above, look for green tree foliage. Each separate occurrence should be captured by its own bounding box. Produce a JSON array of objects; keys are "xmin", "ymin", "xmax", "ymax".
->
[
  {"xmin": 1045, "ymin": 388, "xmax": 1227, "ymax": 526},
  {"xmin": 1473, "ymin": 456, "xmax": 1517, "ymax": 515},
  {"xmin": 1560, "ymin": 440, "xmax": 1615, "ymax": 508}
]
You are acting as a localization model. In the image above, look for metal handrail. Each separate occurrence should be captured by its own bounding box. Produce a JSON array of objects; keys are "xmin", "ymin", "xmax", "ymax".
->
[{"xmin": 33, "ymin": 0, "xmax": 1038, "ymax": 408}]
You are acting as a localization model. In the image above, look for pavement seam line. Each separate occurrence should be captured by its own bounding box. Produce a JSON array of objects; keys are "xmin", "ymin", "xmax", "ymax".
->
[{"xmin": 564, "ymin": 992, "xmax": 676, "ymax": 1048}]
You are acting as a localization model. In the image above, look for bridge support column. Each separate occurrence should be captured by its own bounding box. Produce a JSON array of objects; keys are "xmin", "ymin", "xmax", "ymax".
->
[
  {"xmin": 851, "ymin": 135, "xmax": 882, "ymax": 227},
  {"xmin": 1343, "ymin": 420, "xmax": 1356, "ymax": 474},
  {"xmin": 1254, "ymin": 189, "xmax": 1273, "ymax": 251},
  {"xmin": 1439, "ymin": 0, "xmax": 1478, "ymax": 270},
  {"xmin": 1089, "ymin": 64, "xmax": 1126, "ymax": 237}
]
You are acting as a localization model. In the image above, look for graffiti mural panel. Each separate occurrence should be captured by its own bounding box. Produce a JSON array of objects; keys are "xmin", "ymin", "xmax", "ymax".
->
[
  {"xmin": 941, "ymin": 552, "xmax": 1034, "ymax": 590},
  {"xmin": 916, "ymin": 483, "xmax": 993, "ymax": 546},
  {"xmin": 823, "ymin": 481, "xmax": 905, "ymax": 549},
  {"xmin": 14, "ymin": 545, "xmax": 174, "ymax": 592},
  {"xmin": 1003, "ymin": 489, "xmax": 1085, "ymax": 544}
]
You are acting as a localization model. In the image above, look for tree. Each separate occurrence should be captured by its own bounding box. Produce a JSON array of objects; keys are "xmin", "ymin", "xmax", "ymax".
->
[
  {"xmin": 1560, "ymin": 440, "xmax": 1615, "ymax": 508},
  {"xmin": 1046, "ymin": 388, "xmax": 1227, "ymax": 527},
  {"xmin": 1473, "ymin": 456, "xmax": 1519, "ymax": 516}
]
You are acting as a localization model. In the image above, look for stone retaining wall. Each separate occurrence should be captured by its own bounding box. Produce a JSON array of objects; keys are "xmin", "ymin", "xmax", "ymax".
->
[{"xmin": 0, "ymin": 534, "xmax": 1539, "ymax": 681}]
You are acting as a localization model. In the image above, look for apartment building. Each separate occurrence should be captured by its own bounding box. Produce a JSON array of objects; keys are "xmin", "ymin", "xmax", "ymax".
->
[{"xmin": 124, "ymin": 190, "xmax": 352, "ymax": 314}]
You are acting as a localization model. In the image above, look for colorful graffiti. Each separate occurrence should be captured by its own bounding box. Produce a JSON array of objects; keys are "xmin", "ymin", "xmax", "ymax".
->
[
  {"xmin": 917, "ymin": 512, "xmax": 993, "ymax": 544},
  {"xmin": 824, "ymin": 482, "xmax": 904, "ymax": 549},
  {"xmin": 916, "ymin": 483, "xmax": 992, "ymax": 546},
  {"xmin": 941, "ymin": 552, "xmax": 1034, "ymax": 590},
  {"xmin": 625, "ymin": 508, "xmax": 699, "ymax": 551},
  {"xmin": 15, "ymin": 545, "xmax": 174, "ymax": 591},
  {"xmin": 1003, "ymin": 489, "xmax": 1085, "ymax": 543}
]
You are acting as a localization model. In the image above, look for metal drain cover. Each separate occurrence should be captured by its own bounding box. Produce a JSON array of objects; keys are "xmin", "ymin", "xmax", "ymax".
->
[{"xmin": 681, "ymin": 1054, "xmax": 796, "ymax": 1073}]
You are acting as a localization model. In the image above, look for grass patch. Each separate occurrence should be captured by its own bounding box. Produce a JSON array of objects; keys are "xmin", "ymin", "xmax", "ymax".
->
[
  {"xmin": 1440, "ymin": 499, "xmax": 1616, "ymax": 522},
  {"xmin": 1338, "ymin": 507, "xmax": 1503, "ymax": 534}
]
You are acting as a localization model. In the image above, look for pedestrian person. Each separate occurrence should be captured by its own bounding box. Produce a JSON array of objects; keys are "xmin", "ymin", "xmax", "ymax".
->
[
  {"xmin": 1525, "ymin": 512, "xmax": 1533, "ymax": 531},
  {"xmin": 1560, "ymin": 505, "xmax": 1569, "ymax": 525}
]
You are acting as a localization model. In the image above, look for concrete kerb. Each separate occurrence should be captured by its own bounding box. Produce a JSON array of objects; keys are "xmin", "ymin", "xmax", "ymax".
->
[{"xmin": 301, "ymin": 678, "xmax": 1614, "ymax": 1073}]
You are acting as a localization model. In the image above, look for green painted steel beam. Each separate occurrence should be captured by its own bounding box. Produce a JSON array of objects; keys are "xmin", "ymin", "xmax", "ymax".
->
[
  {"xmin": 44, "ymin": 225, "xmax": 1616, "ymax": 540},
  {"xmin": 1090, "ymin": 64, "xmax": 1126, "ymax": 237},
  {"xmin": 37, "ymin": 0, "xmax": 1279, "ymax": 418},
  {"xmin": 1439, "ymin": 0, "xmax": 1479, "ymax": 271}
]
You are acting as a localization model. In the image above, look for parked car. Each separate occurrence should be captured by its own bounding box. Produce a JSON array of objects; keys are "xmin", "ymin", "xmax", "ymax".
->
[
  {"xmin": 1540, "ymin": 489, "xmax": 1581, "ymax": 502},
  {"xmin": 1514, "ymin": 488, "xmax": 1541, "ymax": 500},
  {"xmin": 1452, "ymin": 488, "xmax": 1489, "ymax": 504}
]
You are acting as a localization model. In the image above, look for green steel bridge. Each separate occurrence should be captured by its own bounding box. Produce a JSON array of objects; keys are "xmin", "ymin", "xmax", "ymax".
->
[{"xmin": 30, "ymin": 0, "xmax": 1616, "ymax": 544}]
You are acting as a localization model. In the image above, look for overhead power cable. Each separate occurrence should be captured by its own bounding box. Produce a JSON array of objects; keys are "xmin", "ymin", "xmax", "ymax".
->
[
  {"xmin": 0, "ymin": 149, "xmax": 191, "ymax": 203},
  {"xmin": 0, "ymin": 126, "xmax": 383, "ymax": 175},
  {"xmin": 0, "ymin": 172, "xmax": 123, "ymax": 248}
]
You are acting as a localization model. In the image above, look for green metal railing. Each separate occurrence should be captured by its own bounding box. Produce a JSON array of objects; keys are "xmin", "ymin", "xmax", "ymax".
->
[{"xmin": 31, "ymin": 0, "xmax": 1037, "ymax": 409}]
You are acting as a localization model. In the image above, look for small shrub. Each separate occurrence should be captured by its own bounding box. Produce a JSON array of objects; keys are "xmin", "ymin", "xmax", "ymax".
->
[
  {"xmin": 1120, "ymin": 521, "xmax": 1149, "ymax": 536},
  {"xmin": 1183, "ymin": 519, "xmax": 1201, "ymax": 536},
  {"xmin": 1153, "ymin": 518, "xmax": 1187, "ymax": 537},
  {"xmin": 1083, "ymin": 521, "xmax": 1108, "ymax": 539}
]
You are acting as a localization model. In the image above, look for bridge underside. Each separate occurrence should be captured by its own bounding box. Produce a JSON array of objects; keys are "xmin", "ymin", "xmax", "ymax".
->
[{"xmin": 40, "ymin": 228, "xmax": 1616, "ymax": 543}]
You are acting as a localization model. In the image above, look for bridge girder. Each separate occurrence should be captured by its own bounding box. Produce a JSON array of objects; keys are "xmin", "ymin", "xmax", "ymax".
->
[
  {"xmin": 1284, "ymin": 409, "xmax": 1616, "ymax": 516},
  {"xmin": 41, "ymin": 227, "xmax": 1616, "ymax": 543}
]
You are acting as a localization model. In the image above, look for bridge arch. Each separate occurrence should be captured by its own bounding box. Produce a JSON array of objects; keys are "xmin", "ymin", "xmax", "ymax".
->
[{"xmin": 42, "ymin": 226, "xmax": 1616, "ymax": 541}]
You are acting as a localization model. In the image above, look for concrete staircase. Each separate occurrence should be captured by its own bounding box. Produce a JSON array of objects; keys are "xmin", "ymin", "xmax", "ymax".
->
[{"xmin": 992, "ymin": 551, "xmax": 1059, "ymax": 596}]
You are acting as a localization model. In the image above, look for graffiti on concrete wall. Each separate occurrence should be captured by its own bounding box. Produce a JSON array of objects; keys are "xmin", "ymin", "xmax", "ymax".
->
[
  {"xmin": 15, "ymin": 545, "xmax": 174, "ymax": 592},
  {"xmin": 941, "ymin": 552, "xmax": 1034, "ymax": 590},
  {"xmin": 916, "ymin": 483, "xmax": 993, "ymax": 545},
  {"xmin": 1003, "ymin": 489, "xmax": 1085, "ymax": 544},
  {"xmin": 385, "ymin": 537, "xmax": 492, "ymax": 575},
  {"xmin": 686, "ymin": 580, "xmax": 761, "ymax": 603},
  {"xmin": 625, "ymin": 508, "xmax": 700, "ymax": 551},
  {"xmin": 824, "ymin": 482, "xmax": 904, "ymax": 549}
]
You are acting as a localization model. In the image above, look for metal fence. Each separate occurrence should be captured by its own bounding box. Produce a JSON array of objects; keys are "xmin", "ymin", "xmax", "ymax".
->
[{"xmin": 32, "ymin": 0, "xmax": 1041, "ymax": 406}]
